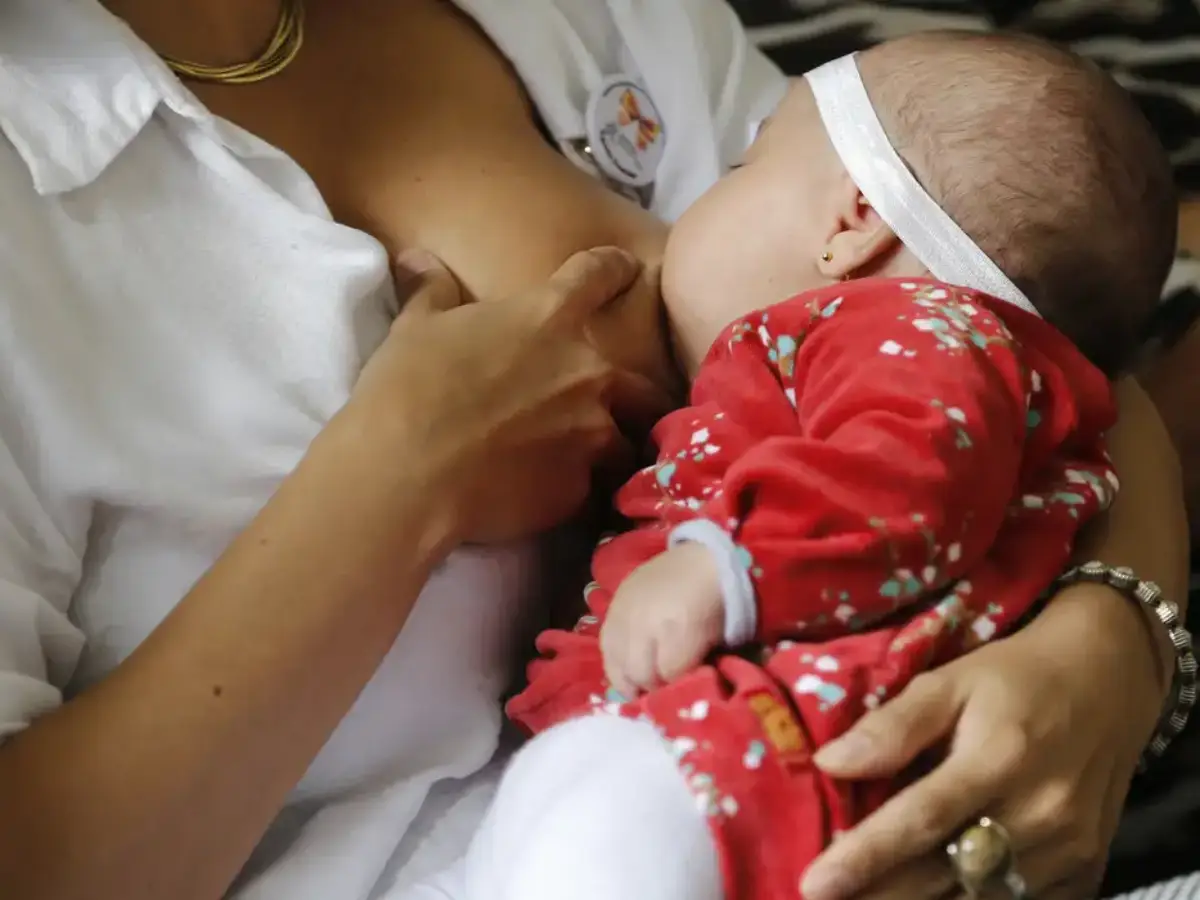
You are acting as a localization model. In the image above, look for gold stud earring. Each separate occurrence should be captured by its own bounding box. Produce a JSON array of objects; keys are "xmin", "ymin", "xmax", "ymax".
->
[{"xmin": 820, "ymin": 251, "xmax": 833, "ymax": 262}]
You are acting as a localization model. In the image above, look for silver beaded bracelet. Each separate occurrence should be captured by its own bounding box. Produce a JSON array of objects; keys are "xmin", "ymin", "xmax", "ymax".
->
[{"xmin": 1054, "ymin": 561, "xmax": 1197, "ymax": 770}]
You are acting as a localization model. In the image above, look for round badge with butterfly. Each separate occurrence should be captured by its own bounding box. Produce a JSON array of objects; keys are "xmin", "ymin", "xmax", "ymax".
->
[{"xmin": 584, "ymin": 75, "xmax": 667, "ymax": 189}]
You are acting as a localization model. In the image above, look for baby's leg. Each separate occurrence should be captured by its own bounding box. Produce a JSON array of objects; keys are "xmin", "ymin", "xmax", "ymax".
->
[{"xmin": 463, "ymin": 715, "xmax": 722, "ymax": 900}]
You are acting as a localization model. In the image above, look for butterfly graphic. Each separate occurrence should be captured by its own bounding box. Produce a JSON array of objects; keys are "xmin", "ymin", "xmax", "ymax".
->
[{"xmin": 616, "ymin": 89, "xmax": 662, "ymax": 151}]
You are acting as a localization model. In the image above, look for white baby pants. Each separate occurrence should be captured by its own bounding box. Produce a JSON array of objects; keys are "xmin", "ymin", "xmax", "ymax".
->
[{"xmin": 393, "ymin": 715, "xmax": 723, "ymax": 900}]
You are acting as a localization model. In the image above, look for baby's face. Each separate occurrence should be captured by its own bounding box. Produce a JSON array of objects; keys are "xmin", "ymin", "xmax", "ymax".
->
[{"xmin": 662, "ymin": 81, "xmax": 844, "ymax": 375}]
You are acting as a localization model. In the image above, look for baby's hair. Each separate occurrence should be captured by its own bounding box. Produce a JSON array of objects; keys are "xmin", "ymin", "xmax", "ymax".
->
[{"xmin": 858, "ymin": 31, "xmax": 1177, "ymax": 376}]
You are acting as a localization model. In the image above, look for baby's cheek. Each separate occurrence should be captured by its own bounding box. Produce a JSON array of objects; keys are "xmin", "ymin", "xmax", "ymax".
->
[
  {"xmin": 662, "ymin": 190, "xmax": 777, "ymax": 372},
  {"xmin": 661, "ymin": 253, "xmax": 732, "ymax": 376}
]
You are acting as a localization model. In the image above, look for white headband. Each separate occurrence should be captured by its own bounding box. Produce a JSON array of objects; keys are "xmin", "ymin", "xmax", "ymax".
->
[{"xmin": 803, "ymin": 54, "xmax": 1039, "ymax": 318}]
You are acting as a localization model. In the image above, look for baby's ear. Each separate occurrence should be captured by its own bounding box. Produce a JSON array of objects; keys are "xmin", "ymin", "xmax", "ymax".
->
[{"xmin": 816, "ymin": 176, "xmax": 901, "ymax": 280}]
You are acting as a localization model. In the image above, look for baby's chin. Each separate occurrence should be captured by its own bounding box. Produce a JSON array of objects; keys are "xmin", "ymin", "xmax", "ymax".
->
[
  {"xmin": 666, "ymin": 329, "xmax": 704, "ymax": 384},
  {"xmin": 661, "ymin": 304, "xmax": 716, "ymax": 385},
  {"xmin": 660, "ymin": 263, "xmax": 736, "ymax": 383}
]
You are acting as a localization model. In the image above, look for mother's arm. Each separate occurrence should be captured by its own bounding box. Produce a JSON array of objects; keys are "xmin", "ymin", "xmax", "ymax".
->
[
  {"xmin": 1140, "ymin": 317, "xmax": 1200, "ymax": 548},
  {"xmin": 1141, "ymin": 200, "xmax": 1200, "ymax": 540},
  {"xmin": 0, "ymin": 249, "xmax": 647, "ymax": 900},
  {"xmin": 1064, "ymin": 376, "xmax": 1189, "ymax": 688},
  {"xmin": 0, "ymin": 408, "xmax": 455, "ymax": 900},
  {"xmin": 797, "ymin": 378, "xmax": 1189, "ymax": 900}
]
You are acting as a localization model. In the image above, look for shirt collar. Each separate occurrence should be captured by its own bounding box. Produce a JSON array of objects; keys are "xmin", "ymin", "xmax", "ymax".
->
[{"xmin": 0, "ymin": 0, "xmax": 212, "ymax": 195}]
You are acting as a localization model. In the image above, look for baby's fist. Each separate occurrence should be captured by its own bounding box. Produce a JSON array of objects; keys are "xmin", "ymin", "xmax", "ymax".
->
[{"xmin": 600, "ymin": 542, "xmax": 725, "ymax": 699}]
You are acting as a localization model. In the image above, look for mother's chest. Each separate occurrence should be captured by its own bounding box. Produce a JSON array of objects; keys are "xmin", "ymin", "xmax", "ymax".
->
[{"xmin": 195, "ymin": 0, "xmax": 664, "ymax": 304}]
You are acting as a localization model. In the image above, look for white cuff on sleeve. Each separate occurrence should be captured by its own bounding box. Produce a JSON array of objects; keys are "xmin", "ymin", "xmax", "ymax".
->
[{"xmin": 668, "ymin": 519, "xmax": 757, "ymax": 646}]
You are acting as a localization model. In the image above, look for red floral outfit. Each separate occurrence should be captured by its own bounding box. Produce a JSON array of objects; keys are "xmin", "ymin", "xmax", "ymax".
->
[{"xmin": 507, "ymin": 278, "xmax": 1116, "ymax": 900}]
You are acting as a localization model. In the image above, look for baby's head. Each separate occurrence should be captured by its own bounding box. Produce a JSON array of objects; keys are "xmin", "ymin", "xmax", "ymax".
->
[{"xmin": 662, "ymin": 31, "xmax": 1176, "ymax": 377}]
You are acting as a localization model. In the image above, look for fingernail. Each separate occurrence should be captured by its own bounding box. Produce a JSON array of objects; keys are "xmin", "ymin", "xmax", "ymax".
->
[
  {"xmin": 801, "ymin": 865, "xmax": 851, "ymax": 900},
  {"xmin": 814, "ymin": 733, "xmax": 873, "ymax": 770},
  {"xmin": 592, "ymin": 246, "xmax": 640, "ymax": 270},
  {"xmin": 593, "ymin": 244, "xmax": 634, "ymax": 258},
  {"xmin": 395, "ymin": 246, "xmax": 438, "ymax": 267},
  {"xmin": 393, "ymin": 247, "xmax": 442, "ymax": 282}
]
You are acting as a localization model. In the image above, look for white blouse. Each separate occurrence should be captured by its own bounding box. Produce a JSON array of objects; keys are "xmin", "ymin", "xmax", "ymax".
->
[{"xmin": 0, "ymin": 0, "xmax": 785, "ymax": 896}]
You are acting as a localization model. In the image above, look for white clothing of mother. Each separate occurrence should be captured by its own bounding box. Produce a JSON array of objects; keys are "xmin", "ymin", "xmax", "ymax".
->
[{"xmin": 0, "ymin": 0, "xmax": 785, "ymax": 897}]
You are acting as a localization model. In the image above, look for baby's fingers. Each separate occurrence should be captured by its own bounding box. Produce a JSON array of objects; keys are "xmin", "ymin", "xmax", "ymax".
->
[
  {"xmin": 628, "ymin": 636, "xmax": 664, "ymax": 695},
  {"xmin": 602, "ymin": 657, "xmax": 636, "ymax": 703},
  {"xmin": 600, "ymin": 619, "xmax": 634, "ymax": 700},
  {"xmin": 602, "ymin": 632, "xmax": 658, "ymax": 700}
]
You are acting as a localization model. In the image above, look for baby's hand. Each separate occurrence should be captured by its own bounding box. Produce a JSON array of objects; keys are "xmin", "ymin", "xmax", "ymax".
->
[{"xmin": 600, "ymin": 542, "xmax": 725, "ymax": 699}]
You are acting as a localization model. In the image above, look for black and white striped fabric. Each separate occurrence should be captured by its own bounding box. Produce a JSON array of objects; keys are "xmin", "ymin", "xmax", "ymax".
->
[
  {"xmin": 728, "ymin": 2, "xmax": 1200, "ymax": 895},
  {"xmin": 1113, "ymin": 873, "xmax": 1200, "ymax": 900},
  {"xmin": 739, "ymin": 1, "xmax": 1200, "ymax": 188}
]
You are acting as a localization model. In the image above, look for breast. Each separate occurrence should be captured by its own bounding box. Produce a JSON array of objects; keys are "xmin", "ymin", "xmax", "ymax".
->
[{"xmin": 194, "ymin": 0, "xmax": 674, "ymax": 388}]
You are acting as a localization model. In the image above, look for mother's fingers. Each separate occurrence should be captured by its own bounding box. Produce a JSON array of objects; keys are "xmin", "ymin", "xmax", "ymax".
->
[
  {"xmin": 853, "ymin": 854, "xmax": 960, "ymax": 900},
  {"xmin": 814, "ymin": 674, "xmax": 961, "ymax": 779},
  {"xmin": 846, "ymin": 844, "xmax": 1081, "ymax": 900},
  {"xmin": 801, "ymin": 748, "xmax": 1017, "ymax": 900},
  {"xmin": 1008, "ymin": 848, "xmax": 1104, "ymax": 900},
  {"xmin": 979, "ymin": 779, "xmax": 1110, "ymax": 900},
  {"xmin": 848, "ymin": 837, "xmax": 1091, "ymax": 900},
  {"xmin": 849, "ymin": 834, "xmax": 1098, "ymax": 900},
  {"xmin": 393, "ymin": 248, "xmax": 463, "ymax": 316},
  {"xmin": 604, "ymin": 366, "xmax": 674, "ymax": 434},
  {"xmin": 538, "ymin": 247, "xmax": 641, "ymax": 325},
  {"xmin": 849, "ymin": 775, "xmax": 1109, "ymax": 900}
]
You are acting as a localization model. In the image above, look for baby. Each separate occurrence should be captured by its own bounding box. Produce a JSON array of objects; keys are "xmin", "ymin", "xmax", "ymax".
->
[{"xmin": 455, "ymin": 31, "xmax": 1174, "ymax": 900}]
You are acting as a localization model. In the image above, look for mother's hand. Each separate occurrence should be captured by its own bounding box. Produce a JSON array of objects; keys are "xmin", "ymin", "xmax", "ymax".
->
[
  {"xmin": 345, "ymin": 246, "xmax": 671, "ymax": 546},
  {"xmin": 799, "ymin": 584, "xmax": 1166, "ymax": 900}
]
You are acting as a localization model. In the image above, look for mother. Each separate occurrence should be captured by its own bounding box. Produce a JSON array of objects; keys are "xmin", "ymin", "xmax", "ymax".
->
[{"xmin": 0, "ymin": 1, "xmax": 1187, "ymax": 899}]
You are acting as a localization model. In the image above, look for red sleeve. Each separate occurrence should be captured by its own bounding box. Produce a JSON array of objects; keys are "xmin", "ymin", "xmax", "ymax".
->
[{"xmin": 692, "ymin": 280, "xmax": 1035, "ymax": 643}]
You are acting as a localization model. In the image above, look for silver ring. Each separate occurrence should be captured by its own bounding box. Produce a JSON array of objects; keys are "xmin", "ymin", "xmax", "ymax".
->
[{"xmin": 946, "ymin": 817, "xmax": 1030, "ymax": 899}]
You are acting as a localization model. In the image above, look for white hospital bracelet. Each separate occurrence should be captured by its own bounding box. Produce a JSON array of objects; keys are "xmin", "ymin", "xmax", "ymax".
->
[
  {"xmin": 1054, "ymin": 561, "xmax": 1197, "ymax": 770},
  {"xmin": 669, "ymin": 519, "xmax": 757, "ymax": 646}
]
